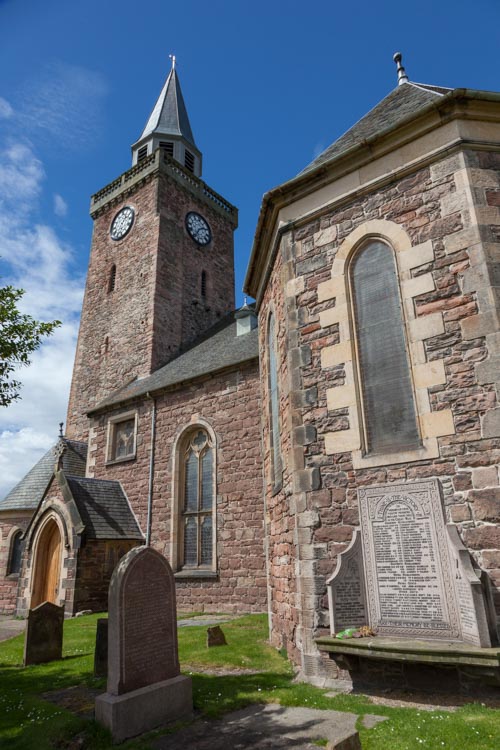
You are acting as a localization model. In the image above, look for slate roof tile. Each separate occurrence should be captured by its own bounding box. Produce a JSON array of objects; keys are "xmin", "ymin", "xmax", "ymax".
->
[
  {"xmin": 0, "ymin": 439, "xmax": 87, "ymax": 512},
  {"xmin": 66, "ymin": 476, "xmax": 143, "ymax": 541}
]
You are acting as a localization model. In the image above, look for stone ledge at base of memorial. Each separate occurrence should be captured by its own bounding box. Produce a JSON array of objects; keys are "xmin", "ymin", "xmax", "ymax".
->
[
  {"xmin": 315, "ymin": 635, "xmax": 500, "ymax": 691},
  {"xmin": 95, "ymin": 674, "xmax": 193, "ymax": 745}
]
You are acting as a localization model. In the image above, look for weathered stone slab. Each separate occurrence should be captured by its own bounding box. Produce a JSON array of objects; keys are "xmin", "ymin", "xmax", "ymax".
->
[
  {"xmin": 95, "ymin": 546, "xmax": 192, "ymax": 743},
  {"xmin": 94, "ymin": 618, "xmax": 108, "ymax": 678},
  {"xmin": 207, "ymin": 625, "xmax": 227, "ymax": 647},
  {"xmin": 23, "ymin": 601, "xmax": 64, "ymax": 666},
  {"xmin": 446, "ymin": 525, "xmax": 492, "ymax": 647},
  {"xmin": 359, "ymin": 480, "xmax": 461, "ymax": 639},
  {"xmin": 326, "ymin": 529, "xmax": 368, "ymax": 634}
]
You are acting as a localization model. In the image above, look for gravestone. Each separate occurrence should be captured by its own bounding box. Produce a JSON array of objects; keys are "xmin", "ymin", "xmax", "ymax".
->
[
  {"xmin": 326, "ymin": 529, "xmax": 368, "ymax": 633},
  {"xmin": 23, "ymin": 601, "xmax": 64, "ymax": 666},
  {"xmin": 95, "ymin": 546, "xmax": 192, "ymax": 743},
  {"xmin": 328, "ymin": 480, "xmax": 493, "ymax": 647},
  {"xmin": 94, "ymin": 618, "xmax": 108, "ymax": 678},
  {"xmin": 207, "ymin": 625, "xmax": 227, "ymax": 647}
]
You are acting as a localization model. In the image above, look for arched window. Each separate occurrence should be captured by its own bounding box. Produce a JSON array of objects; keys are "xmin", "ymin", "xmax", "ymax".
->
[
  {"xmin": 350, "ymin": 240, "xmax": 420, "ymax": 454},
  {"xmin": 7, "ymin": 530, "xmax": 23, "ymax": 576},
  {"xmin": 201, "ymin": 270, "xmax": 207, "ymax": 300},
  {"xmin": 268, "ymin": 313, "xmax": 282, "ymax": 487},
  {"xmin": 181, "ymin": 429, "xmax": 215, "ymax": 569},
  {"xmin": 108, "ymin": 264, "xmax": 116, "ymax": 293}
]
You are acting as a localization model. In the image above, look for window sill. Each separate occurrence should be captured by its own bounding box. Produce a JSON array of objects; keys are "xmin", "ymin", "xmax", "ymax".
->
[
  {"xmin": 271, "ymin": 479, "xmax": 283, "ymax": 497},
  {"xmin": 174, "ymin": 569, "xmax": 218, "ymax": 580},
  {"xmin": 351, "ymin": 438, "xmax": 439, "ymax": 469},
  {"xmin": 105, "ymin": 454, "xmax": 136, "ymax": 467}
]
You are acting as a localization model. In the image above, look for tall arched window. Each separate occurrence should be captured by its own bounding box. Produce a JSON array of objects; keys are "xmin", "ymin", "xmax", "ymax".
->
[
  {"xmin": 350, "ymin": 240, "xmax": 420, "ymax": 455},
  {"xmin": 108, "ymin": 264, "xmax": 116, "ymax": 293},
  {"xmin": 201, "ymin": 270, "xmax": 207, "ymax": 300},
  {"xmin": 181, "ymin": 429, "xmax": 215, "ymax": 569},
  {"xmin": 7, "ymin": 530, "xmax": 23, "ymax": 575},
  {"xmin": 268, "ymin": 313, "xmax": 282, "ymax": 487}
]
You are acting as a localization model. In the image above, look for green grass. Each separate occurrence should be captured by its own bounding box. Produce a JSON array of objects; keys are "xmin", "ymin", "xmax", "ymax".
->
[{"xmin": 0, "ymin": 613, "xmax": 499, "ymax": 749}]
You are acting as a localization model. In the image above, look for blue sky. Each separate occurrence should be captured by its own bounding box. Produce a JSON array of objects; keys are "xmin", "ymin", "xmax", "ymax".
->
[{"xmin": 0, "ymin": 0, "xmax": 499, "ymax": 495}]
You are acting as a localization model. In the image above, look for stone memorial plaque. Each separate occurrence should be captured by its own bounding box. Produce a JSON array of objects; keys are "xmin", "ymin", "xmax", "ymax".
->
[
  {"xmin": 107, "ymin": 546, "xmax": 179, "ymax": 695},
  {"xmin": 446, "ymin": 525, "xmax": 492, "ymax": 647},
  {"xmin": 326, "ymin": 529, "xmax": 368, "ymax": 634},
  {"xmin": 94, "ymin": 618, "xmax": 108, "ymax": 678},
  {"xmin": 23, "ymin": 601, "xmax": 64, "ymax": 666},
  {"xmin": 359, "ymin": 480, "xmax": 461, "ymax": 639}
]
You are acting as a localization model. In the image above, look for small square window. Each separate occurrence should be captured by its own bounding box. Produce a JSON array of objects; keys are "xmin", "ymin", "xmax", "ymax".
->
[{"xmin": 107, "ymin": 413, "xmax": 137, "ymax": 463}]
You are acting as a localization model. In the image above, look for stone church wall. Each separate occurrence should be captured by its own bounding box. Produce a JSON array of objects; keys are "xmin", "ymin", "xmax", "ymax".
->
[
  {"xmin": 88, "ymin": 359, "xmax": 267, "ymax": 613},
  {"xmin": 0, "ymin": 513, "xmax": 31, "ymax": 614},
  {"xmin": 259, "ymin": 147, "xmax": 500, "ymax": 676}
]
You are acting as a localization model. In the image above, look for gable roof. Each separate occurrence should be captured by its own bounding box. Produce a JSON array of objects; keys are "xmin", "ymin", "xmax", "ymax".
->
[
  {"xmin": 0, "ymin": 439, "xmax": 87, "ymax": 512},
  {"xmin": 65, "ymin": 476, "xmax": 143, "ymax": 541},
  {"xmin": 299, "ymin": 82, "xmax": 449, "ymax": 176},
  {"xmin": 89, "ymin": 309, "xmax": 259, "ymax": 413},
  {"xmin": 138, "ymin": 66, "xmax": 196, "ymax": 146}
]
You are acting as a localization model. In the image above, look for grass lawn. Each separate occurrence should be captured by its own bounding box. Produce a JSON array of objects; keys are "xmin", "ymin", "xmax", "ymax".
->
[{"xmin": 0, "ymin": 613, "xmax": 499, "ymax": 749}]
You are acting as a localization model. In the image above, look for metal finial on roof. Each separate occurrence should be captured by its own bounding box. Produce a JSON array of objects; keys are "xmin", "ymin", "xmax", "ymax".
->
[
  {"xmin": 169, "ymin": 53, "xmax": 176, "ymax": 71},
  {"xmin": 393, "ymin": 52, "xmax": 409, "ymax": 86},
  {"xmin": 59, "ymin": 422, "xmax": 64, "ymax": 437}
]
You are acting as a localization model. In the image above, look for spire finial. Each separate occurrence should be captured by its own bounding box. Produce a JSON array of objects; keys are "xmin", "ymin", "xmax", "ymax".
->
[
  {"xmin": 393, "ymin": 52, "xmax": 409, "ymax": 86},
  {"xmin": 169, "ymin": 53, "xmax": 176, "ymax": 71},
  {"xmin": 59, "ymin": 422, "xmax": 64, "ymax": 438}
]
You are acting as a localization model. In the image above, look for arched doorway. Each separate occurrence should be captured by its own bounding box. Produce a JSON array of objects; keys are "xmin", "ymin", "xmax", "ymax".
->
[{"xmin": 31, "ymin": 519, "xmax": 62, "ymax": 608}]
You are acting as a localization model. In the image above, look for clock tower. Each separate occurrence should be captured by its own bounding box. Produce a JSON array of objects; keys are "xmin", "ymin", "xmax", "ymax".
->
[{"xmin": 65, "ymin": 60, "xmax": 237, "ymax": 441}]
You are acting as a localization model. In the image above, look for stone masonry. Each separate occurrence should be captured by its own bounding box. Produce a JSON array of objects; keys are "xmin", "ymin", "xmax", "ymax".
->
[
  {"xmin": 66, "ymin": 152, "xmax": 237, "ymax": 442},
  {"xmin": 88, "ymin": 359, "xmax": 267, "ymax": 614},
  {"xmin": 258, "ymin": 147, "xmax": 500, "ymax": 679}
]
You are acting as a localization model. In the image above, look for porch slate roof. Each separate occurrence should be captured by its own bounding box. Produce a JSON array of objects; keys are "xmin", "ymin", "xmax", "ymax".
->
[
  {"xmin": 65, "ymin": 476, "xmax": 144, "ymax": 541},
  {"xmin": 0, "ymin": 439, "xmax": 87, "ymax": 512}
]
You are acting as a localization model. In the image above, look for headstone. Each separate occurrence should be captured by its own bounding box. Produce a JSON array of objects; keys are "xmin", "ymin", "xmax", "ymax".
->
[
  {"xmin": 95, "ymin": 546, "xmax": 192, "ymax": 743},
  {"xmin": 207, "ymin": 625, "xmax": 227, "ymax": 647},
  {"xmin": 326, "ymin": 529, "xmax": 368, "ymax": 634},
  {"xmin": 23, "ymin": 601, "xmax": 64, "ymax": 666},
  {"xmin": 94, "ymin": 618, "xmax": 108, "ymax": 678},
  {"xmin": 358, "ymin": 479, "xmax": 493, "ymax": 646}
]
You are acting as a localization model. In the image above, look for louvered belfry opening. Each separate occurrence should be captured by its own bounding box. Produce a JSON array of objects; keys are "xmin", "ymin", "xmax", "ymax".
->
[
  {"xmin": 137, "ymin": 145, "xmax": 148, "ymax": 162},
  {"xmin": 182, "ymin": 429, "xmax": 214, "ymax": 568},
  {"xmin": 350, "ymin": 240, "xmax": 420, "ymax": 454},
  {"xmin": 160, "ymin": 141, "xmax": 174, "ymax": 157},
  {"xmin": 184, "ymin": 149, "xmax": 195, "ymax": 173}
]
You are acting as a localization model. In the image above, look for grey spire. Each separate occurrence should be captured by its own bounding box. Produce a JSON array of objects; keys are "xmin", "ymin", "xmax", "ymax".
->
[
  {"xmin": 131, "ymin": 57, "xmax": 202, "ymax": 176},
  {"xmin": 393, "ymin": 52, "xmax": 409, "ymax": 86}
]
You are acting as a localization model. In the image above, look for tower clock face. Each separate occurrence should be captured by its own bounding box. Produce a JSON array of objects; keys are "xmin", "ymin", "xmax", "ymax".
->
[
  {"xmin": 185, "ymin": 212, "xmax": 212, "ymax": 246},
  {"xmin": 110, "ymin": 206, "xmax": 135, "ymax": 241}
]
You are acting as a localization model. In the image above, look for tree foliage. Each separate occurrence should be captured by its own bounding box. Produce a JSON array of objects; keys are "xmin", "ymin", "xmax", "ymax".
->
[{"xmin": 0, "ymin": 283, "xmax": 61, "ymax": 407}]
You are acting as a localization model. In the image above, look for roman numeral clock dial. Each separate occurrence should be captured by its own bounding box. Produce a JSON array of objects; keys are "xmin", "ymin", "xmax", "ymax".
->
[{"xmin": 185, "ymin": 212, "xmax": 212, "ymax": 246}]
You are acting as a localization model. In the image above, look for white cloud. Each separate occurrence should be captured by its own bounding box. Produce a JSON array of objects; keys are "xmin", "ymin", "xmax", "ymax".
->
[
  {"xmin": 18, "ymin": 61, "xmax": 107, "ymax": 149},
  {"xmin": 53, "ymin": 193, "xmax": 68, "ymax": 217},
  {"xmin": 0, "ymin": 140, "xmax": 84, "ymax": 498},
  {"xmin": 0, "ymin": 97, "xmax": 13, "ymax": 120}
]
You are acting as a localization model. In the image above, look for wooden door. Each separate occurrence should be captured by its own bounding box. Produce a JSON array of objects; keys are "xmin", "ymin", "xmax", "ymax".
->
[{"xmin": 31, "ymin": 520, "xmax": 62, "ymax": 608}]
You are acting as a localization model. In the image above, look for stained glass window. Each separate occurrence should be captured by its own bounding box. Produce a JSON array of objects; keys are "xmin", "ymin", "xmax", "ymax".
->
[
  {"xmin": 268, "ymin": 314, "xmax": 282, "ymax": 487},
  {"xmin": 351, "ymin": 241, "xmax": 420, "ymax": 454},
  {"xmin": 181, "ymin": 429, "xmax": 214, "ymax": 568}
]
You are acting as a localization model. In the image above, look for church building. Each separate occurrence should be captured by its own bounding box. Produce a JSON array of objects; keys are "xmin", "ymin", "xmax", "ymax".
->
[{"xmin": 1, "ymin": 54, "xmax": 499, "ymax": 687}]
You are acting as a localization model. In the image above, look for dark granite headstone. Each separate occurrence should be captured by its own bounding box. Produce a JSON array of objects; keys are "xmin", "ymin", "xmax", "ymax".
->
[
  {"xmin": 95, "ymin": 546, "xmax": 192, "ymax": 743},
  {"xmin": 326, "ymin": 529, "xmax": 368, "ymax": 633},
  {"xmin": 23, "ymin": 601, "xmax": 64, "ymax": 666},
  {"xmin": 94, "ymin": 618, "xmax": 108, "ymax": 678}
]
